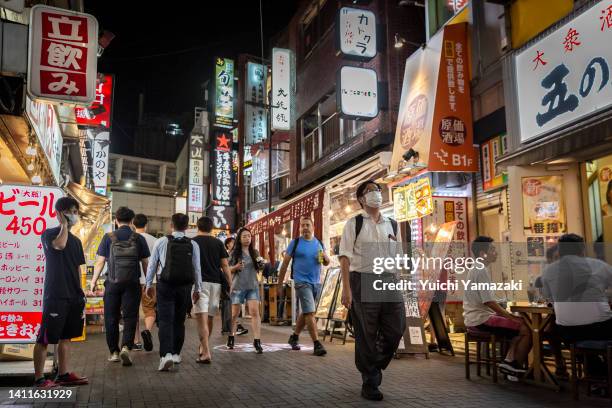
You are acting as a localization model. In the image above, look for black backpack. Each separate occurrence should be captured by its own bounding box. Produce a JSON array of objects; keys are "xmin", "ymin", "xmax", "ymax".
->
[
  {"xmin": 159, "ymin": 235, "xmax": 195, "ymax": 286},
  {"xmin": 354, "ymin": 214, "xmax": 399, "ymax": 245},
  {"xmin": 107, "ymin": 232, "xmax": 140, "ymax": 283},
  {"xmin": 290, "ymin": 236, "xmax": 324, "ymax": 279}
]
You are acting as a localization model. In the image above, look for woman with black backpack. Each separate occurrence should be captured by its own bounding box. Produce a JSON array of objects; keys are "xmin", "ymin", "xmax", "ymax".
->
[{"xmin": 227, "ymin": 228, "xmax": 265, "ymax": 353}]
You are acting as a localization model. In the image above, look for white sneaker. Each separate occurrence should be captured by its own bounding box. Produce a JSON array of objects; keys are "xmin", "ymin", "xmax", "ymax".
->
[
  {"xmin": 108, "ymin": 352, "xmax": 120, "ymax": 362},
  {"xmin": 120, "ymin": 346, "xmax": 132, "ymax": 366},
  {"xmin": 172, "ymin": 354, "xmax": 182, "ymax": 364},
  {"xmin": 158, "ymin": 353, "xmax": 174, "ymax": 372}
]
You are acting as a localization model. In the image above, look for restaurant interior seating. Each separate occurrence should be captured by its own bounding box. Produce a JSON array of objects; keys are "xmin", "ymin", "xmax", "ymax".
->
[
  {"xmin": 464, "ymin": 327, "xmax": 510, "ymax": 383},
  {"xmin": 570, "ymin": 341, "xmax": 612, "ymax": 401}
]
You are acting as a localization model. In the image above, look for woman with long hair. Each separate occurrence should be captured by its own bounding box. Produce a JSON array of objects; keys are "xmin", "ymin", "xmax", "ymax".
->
[{"xmin": 227, "ymin": 228, "xmax": 264, "ymax": 353}]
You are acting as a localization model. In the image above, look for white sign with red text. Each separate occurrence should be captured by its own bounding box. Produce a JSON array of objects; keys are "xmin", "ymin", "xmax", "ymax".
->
[
  {"xmin": 93, "ymin": 131, "xmax": 110, "ymax": 195},
  {"xmin": 0, "ymin": 185, "xmax": 64, "ymax": 343},
  {"xmin": 28, "ymin": 5, "xmax": 98, "ymax": 105},
  {"xmin": 25, "ymin": 97, "xmax": 63, "ymax": 185}
]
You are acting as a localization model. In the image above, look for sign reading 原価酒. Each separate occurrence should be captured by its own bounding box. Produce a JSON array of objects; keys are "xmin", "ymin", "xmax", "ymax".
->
[
  {"xmin": 27, "ymin": 5, "xmax": 98, "ymax": 105},
  {"xmin": 515, "ymin": 1, "xmax": 612, "ymax": 143}
]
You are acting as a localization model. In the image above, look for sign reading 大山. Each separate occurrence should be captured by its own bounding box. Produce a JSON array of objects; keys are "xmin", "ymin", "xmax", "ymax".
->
[{"xmin": 515, "ymin": 1, "xmax": 612, "ymax": 143}]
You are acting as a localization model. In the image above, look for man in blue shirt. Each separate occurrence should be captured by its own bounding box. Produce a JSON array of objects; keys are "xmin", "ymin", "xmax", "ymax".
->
[
  {"xmin": 278, "ymin": 217, "xmax": 330, "ymax": 356},
  {"xmin": 145, "ymin": 213, "xmax": 202, "ymax": 371},
  {"xmin": 90, "ymin": 207, "xmax": 150, "ymax": 367}
]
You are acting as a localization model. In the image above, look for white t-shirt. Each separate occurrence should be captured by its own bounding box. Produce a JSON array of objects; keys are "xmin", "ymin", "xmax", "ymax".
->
[
  {"xmin": 540, "ymin": 255, "xmax": 612, "ymax": 326},
  {"xmin": 139, "ymin": 232, "xmax": 157, "ymax": 285},
  {"xmin": 462, "ymin": 265, "xmax": 496, "ymax": 327}
]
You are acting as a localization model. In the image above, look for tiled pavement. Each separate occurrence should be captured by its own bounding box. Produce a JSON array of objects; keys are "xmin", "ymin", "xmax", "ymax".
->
[{"xmin": 1, "ymin": 318, "xmax": 609, "ymax": 407}]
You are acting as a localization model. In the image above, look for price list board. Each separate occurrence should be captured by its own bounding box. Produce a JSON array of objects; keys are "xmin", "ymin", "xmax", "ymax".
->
[{"xmin": 0, "ymin": 185, "xmax": 63, "ymax": 343}]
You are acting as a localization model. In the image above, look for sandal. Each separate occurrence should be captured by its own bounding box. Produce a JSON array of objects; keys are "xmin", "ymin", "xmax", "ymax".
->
[{"xmin": 196, "ymin": 356, "xmax": 211, "ymax": 364}]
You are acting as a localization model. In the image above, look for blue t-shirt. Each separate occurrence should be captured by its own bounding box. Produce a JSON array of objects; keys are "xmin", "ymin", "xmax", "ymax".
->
[{"xmin": 286, "ymin": 237, "xmax": 323, "ymax": 284}]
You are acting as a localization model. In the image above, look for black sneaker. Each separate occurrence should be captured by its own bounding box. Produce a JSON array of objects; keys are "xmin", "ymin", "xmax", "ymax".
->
[
  {"xmin": 253, "ymin": 339, "xmax": 263, "ymax": 354},
  {"xmin": 141, "ymin": 330, "xmax": 153, "ymax": 352},
  {"xmin": 313, "ymin": 341, "xmax": 327, "ymax": 356},
  {"xmin": 361, "ymin": 384, "xmax": 383, "ymax": 401},
  {"xmin": 288, "ymin": 334, "xmax": 300, "ymax": 350},
  {"xmin": 499, "ymin": 360, "xmax": 527, "ymax": 375},
  {"xmin": 236, "ymin": 324, "xmax": 248, "ymax": 336},
  {"xmin": 227, "ymin": 335, "xmax": 235, "ymax": 350},
  {"xmin": 133, "ymin": 343, "xmax": 144, "ymax": 351}
]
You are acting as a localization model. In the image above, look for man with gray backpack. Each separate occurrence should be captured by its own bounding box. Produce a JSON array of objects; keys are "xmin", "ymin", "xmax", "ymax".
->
[{"xmin": 90, "ymin": 207, "xmax": 151, "ymax": 366}]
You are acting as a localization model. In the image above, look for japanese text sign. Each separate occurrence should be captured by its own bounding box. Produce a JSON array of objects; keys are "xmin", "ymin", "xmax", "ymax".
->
[
  {"xmin": 25, "ymin": 97, "xmax": 63, "ymax": 185},
  {"xmin": 214, "ymin": 57, "xmax": 234, "ymax": 129},
  {"xmin": 515, "ymin": 2, "xmax": 612, "ymax": 142},
  {"xmin": 481, "ymin": 134, "xmax": 508, "ymax": 192},
  {"xmin": 28, "ymin": 5, "xmax": 98, "ymax": 105},
  {"xmin": 206, "ymin": 205, "xmax": 235, "ymax": 231},
  {"xmin": 92, "ymin": 130, "xmax": 109, "ymax": 196},
  {"xmin": 245, "ymin": 104, "xmax": 268, "ymax": 144},
  {"xmin": 212, "ymin": 131, "xmax": 234, "ymax": 206},
  {"xmin": 392, "ymin": 175, "xmax": 433, "ymax": 222},
  {"xmin": 188, "ymin": 132, "xmax": 205, "ymax": 218},
  {"xmin": 338, "ymin": 7, "xmax": 377, "ymax": 59},
  {"xmin": 0, "ymin": 185, "xmax": 64, "ymax": 343},
  {"xmin": 337, "ymin": 66, "xmax": 378, "ymax": 119},
  {"xmin": 245, "ymin": 62, "xmax": 268, "ymax": 144},
  {"xmin": 75, "ymin": 74, "xmax": 114, "ymax": 129},
  {"xmin": 188, "ymin": 185, "xmax": 203, "ymax": 213},
  {"xmin": 521, "ymin": 176, "xmax": 567, "ymax": 235},
  {"xmin": 246, "ymin": 62, "xmax": 267, "ymax": 104},
  {"xmin": 272, "ymin": 48, "xmax": 293, "ymax": 131}
]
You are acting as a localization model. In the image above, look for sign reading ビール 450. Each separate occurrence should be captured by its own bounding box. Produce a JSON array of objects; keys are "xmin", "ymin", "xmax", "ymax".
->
[
  {"xmin": 515, "ymin": 2, "xmax": 612, "ymax": 142},
  {"xmin": 28, "ymin": 5, "xmax": 99, "ymax": 105}
]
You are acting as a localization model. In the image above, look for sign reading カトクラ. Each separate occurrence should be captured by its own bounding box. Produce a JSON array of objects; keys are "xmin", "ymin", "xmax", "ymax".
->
[{"xmin": 0, "ymin": 185, "xmax": 64, "ymax": 343}]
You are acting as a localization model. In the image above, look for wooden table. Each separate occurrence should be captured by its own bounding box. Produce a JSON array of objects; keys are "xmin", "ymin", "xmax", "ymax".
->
[{"xmin": 510, "ymin": 305, "xmax": 559, "ymax": 390}]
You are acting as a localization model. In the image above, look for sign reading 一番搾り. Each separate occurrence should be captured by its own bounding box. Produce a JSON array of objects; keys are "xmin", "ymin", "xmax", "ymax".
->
[
  {"xmin": 0, "ymin": 185, "xmax": 64, "ymax": 343},
  {"xmin": 515, "ymin": 1, "xmax": 612, "ymax": 143},
  {"xmin": 28, "ymin": 5, "xmax": 98, "ymax": 105}
]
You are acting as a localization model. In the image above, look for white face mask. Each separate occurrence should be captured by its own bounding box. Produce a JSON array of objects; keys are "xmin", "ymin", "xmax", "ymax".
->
[
  {"xmin": 65, "ymin": 213, "xmax": 79, "ymax": 226},
  {"xmin": 364, "ymin": 191, "xmax": 383, "ymax": 208}
]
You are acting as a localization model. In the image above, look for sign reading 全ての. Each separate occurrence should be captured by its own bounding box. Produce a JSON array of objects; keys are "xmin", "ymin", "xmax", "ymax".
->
[{"xmin": 0, "ymin": 185, "xmax": 64, "ymax": 343}]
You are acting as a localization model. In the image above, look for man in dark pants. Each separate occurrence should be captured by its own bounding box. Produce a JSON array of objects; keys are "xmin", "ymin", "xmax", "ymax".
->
[
  {"xmin": 339, "ymin": 180, "xmax": 406, "ymax": 401},
  {"xmin": 145, "ymin": 213, "xmax": 202, "ymax": 371},
  {"xmin": 90, "ymin": 207, "xmax": 150, "ymax": 366}
]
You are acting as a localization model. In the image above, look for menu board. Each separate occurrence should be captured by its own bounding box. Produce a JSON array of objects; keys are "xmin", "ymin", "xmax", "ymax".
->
[
  {"xmin": 314, "ymin": 268, "xmax": 340, "ymax": 320},
  {"xmin": 393, "ymin": 176, "xmax": 433, "ymax": 222},
  {"xmin": 521, "ymin": 176, "xmax": 566, "ymax": 235},
  {"xmin": 0, "ymin": 185, "xmax": 64, "ymax": 343}
]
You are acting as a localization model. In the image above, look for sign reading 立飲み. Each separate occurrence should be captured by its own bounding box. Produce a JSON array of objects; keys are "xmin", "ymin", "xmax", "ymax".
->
[
  {"xmin": 515, "ymin": 2, "xmax": 612, "ymax": 142},
  {"xmin": 272, "ymin": 48, "xmax": 293, "ymax": 131},
  {"xmin": 337, "ymin": 7, "xmax": 376, "ymax": 59},
  {"xmin": 28, "ymin": 5, "xmax": 98, "ymax": 105},
  {"xmin": 214, "ymin": 57, "xmax": 234, "ymax": 129},
  {"xmin": 337, "ymin": 66, "xmax": 378, "ymax": 119},
  {"xmin": 0, "ymin": 185, "xmax": 64, "ymax": 343}
]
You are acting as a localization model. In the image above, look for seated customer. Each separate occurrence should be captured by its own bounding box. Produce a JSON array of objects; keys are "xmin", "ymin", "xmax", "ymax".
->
[
  {"xmin": 539, "ymin": 233, "xmax": 612, "ymax": 346},
  {"xmin": 463, "ymin": 236, "xmax": 532, "ymax": 376}
]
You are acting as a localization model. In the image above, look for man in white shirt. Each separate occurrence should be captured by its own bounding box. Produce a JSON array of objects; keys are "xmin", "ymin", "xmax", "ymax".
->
[
  {"xmin": 339, "ymin": 180, "xmax": 405, "ymax": 402},
  {"xmin": 540, "ymin": 233, "xmax": 612, "ymax": 342},
  {"xmin": 133, "ymin": 214, "xmax": 157, "ymax": 352},
  {"xmin": 463, "ymin": 236, "xmax": 532, "ymax": 376}
]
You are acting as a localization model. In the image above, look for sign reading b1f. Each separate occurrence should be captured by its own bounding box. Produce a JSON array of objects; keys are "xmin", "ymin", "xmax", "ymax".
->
[{"xmin": 28, "ymin": 5, "xmax": 99, "ymax": 105}]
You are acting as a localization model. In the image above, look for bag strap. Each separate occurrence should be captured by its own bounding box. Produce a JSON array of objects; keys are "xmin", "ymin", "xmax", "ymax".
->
[
  {"xmin": 354, "ymin": 214, "xmax": 364, "ymax": 246},
  {"xmin": 390, "ymin": 218, "xmax": 398, "ymax": 238},
  {"xmin": 109, "ymin": 232, "xmax": 118, "ymax": 243},
  {"xmin": 290, "ymin": 237, "xmax": 300, "ymax": 278}
]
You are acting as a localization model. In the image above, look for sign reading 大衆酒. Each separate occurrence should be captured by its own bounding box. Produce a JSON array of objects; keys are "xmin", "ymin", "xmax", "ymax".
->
[
  {"xmin": 337, "ymin": 66, "xmax": 378, "ymax": 119},
  {"xmin": 0, "ymin": 185, "xmax": 64, "ymax": 343},
  {"xmin": 214, "ymin": 57, "xmax": 235, "ymax": 129},
  {"xmin": 337, "ymin": 7, "xmax": 377, "ymax": 60},
  {"xmin": 515, "ymin": 1, "xmax": 612, "ymax": 143},
  {"xmin": 28, "ymin": 5, "xmax": 98, "ymax": 105}
]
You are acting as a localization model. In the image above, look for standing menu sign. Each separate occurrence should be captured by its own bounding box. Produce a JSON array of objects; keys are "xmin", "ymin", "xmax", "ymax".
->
[{"xmin": 0, "ymin": 185, "xmax": 64, "ymax": 343}]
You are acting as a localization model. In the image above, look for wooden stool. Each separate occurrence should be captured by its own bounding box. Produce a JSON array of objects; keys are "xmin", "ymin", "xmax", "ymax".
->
[
  {"xmin": 464, "ymin": 328, "xmax": 508, "ymax": 383},
  {"xmin": 570, "ymin": 341, "xmax": 612, "ymax": 402}
]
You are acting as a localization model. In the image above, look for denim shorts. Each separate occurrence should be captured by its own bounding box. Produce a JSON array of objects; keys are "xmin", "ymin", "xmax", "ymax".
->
[
  {"xmin": 230, "ymin": 288, "xmax": 260, "ymax": 305},
  {"xmin": 295, "ymin": 282, "xmax": 321, "ymax": 314}
]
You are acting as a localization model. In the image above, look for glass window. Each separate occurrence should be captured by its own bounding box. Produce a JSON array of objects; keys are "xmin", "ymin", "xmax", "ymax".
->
[
  {"xmin": 165, "ymin": 167, "xmax": 176, "ymax": 186},
  {"xmin": 141, "ymin": 163, "xmax": 159, "ymax": 183},
  {"xmin": 342, "ymin": 118, "xmax": 366, "ymax": 140},
  {"xmin": 122, "ymin": 160, "xmax": 138, "ymax": 181}
]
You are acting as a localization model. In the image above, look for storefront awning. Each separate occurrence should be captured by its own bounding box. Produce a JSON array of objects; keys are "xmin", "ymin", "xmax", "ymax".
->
[{"xmin": 497, "ymin": 109, "xmax": 612, "ymax": 167}]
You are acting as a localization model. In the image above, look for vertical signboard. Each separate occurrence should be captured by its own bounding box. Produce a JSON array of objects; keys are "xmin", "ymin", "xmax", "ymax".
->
[
  {"xmin": 92, "ymin": 131, "xmax": 110, "ymax": 195},
  {"xmin": 211, "ymin": 131, "xmax": 235, "ymax": 230},
  {"xmin": 188, "ymin": 130, "xmax": 205, "ymax": 224},
  {"xmin": 245, "ymin": 61, "xmax": 268, "ymax": 144},
  {"xmin": 214, "ymin": 57, "xmax": 235, "ymax": 129},
  {"xmin": 337, "ymin": 7, "xmax": 377, "ymax": 59},
  {"xmin": 0, "ymin": 185, "xmax": 64, "ymax": 343},
  {"xmin": 28, "ymin": 5, "xmax": 98, "ymax": 105},
  {"xmin": 75, "ymin": 74, "xmax": 114, "ymax": 129},
  {"xmin": 25, "ymin": 97, "xmax": 63, "ymax": 185},
  {"xmin": 271, "ymin": 48, "xmax": 293, "ymax": 131},
  {"xmin": 480, "ymin": 134, "xmax": 508, "ymax": 192}
]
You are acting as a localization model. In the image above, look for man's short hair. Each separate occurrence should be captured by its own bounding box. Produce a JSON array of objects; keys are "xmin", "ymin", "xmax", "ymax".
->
[
  {"xmin": 300, "ymin": 217, "xmax": 313, "ymax": 225},
  {"xmin": 55, "ymin": 197, "xmax": 79, "ymax": 213},
  {"xmin": 558, "ymin": 233, "xmax": 585, "ymax": 257},
  {"xmin": 356, "ymin": 180, "xmax": 381, "ymax": 208},
  {"xmin": 133, "ymin": 214, "xmax": 148, "ymax": 229},
  {"xmin": 115, "ymin": 207, "xmax": 135, "ymax": 223},
  {"xmin": 172, "ymin": 213, "xmax": 189, "ymax": 232},
  {"xmin": 197, "ymin": 216, "xmax": 214, "ymax": 233},
  {"xmin": 471, "ymin": 236, "xmax": 494, "ymax": 257}
]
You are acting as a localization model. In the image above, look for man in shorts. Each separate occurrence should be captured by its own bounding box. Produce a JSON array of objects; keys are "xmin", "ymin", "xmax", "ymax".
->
[
  {"xmin": 34, "ymin": 197, "xmax": 88, "ymax": 388},
  {"xmin": 278, "ymin": 217, "xmax": 329, "ymax": 356},
  {"xmin": 133, "ymin": 214, "xmax": 158, "ymax": 352},
  {"xmin": 463, "ymin": 236, "xmax": 532, "ymax": 377},
  {"xmin": 192, "ymin": 216, "xmax": 232, "ymax": 362}
]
